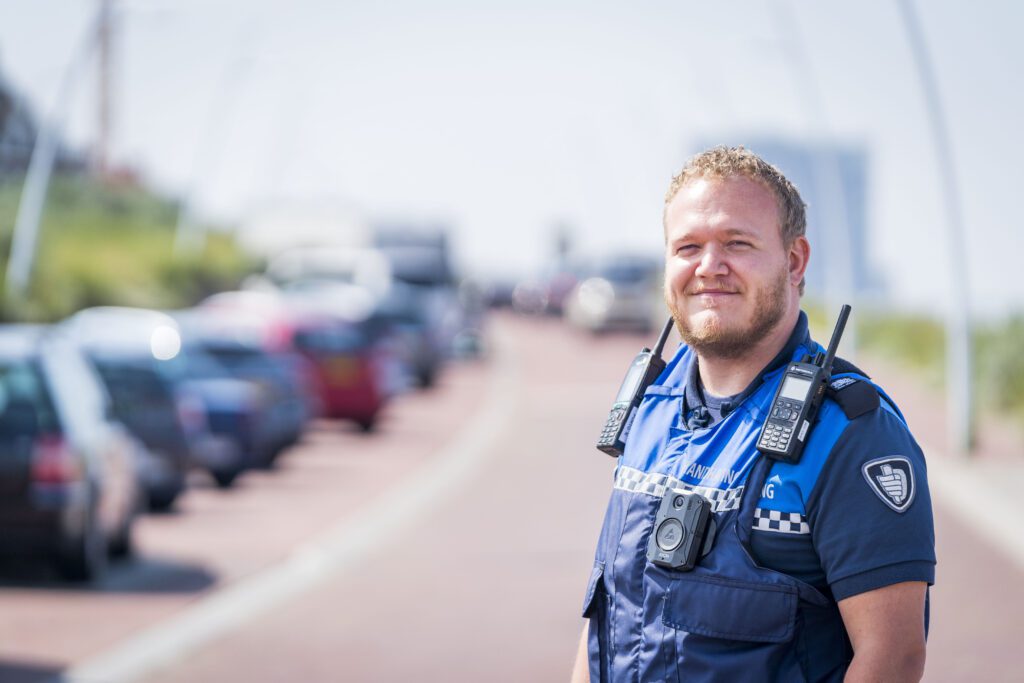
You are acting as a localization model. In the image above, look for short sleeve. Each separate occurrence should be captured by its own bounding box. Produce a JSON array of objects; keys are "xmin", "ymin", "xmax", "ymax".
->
[{"xmin": 805, "ymin": 404, "xmax": 936, "ymax": 601}]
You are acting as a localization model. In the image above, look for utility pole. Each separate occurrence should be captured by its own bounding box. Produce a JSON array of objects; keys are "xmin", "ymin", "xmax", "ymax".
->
[
  {"xmin": 895, "ymin": 0, "xmax": 974, "ymax": 455},
  {"xmin": 95, "ymin": 0, "xmax": 114, "ymax": 177},
  {"xmin": 5, "ymin": 13, "xmax": 101, "ymax": 301}
]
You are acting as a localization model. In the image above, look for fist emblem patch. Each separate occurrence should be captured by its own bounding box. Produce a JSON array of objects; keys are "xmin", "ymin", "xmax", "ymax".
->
[{"xmin": 862, "ymin": 456, "xmax": 915, "ymax": 512}]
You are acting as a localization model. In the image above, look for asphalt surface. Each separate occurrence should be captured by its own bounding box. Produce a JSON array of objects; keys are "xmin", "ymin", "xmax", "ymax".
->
[{"xmin": 0, "ymin": 313, "xmax": 1021, "ymax": 682}]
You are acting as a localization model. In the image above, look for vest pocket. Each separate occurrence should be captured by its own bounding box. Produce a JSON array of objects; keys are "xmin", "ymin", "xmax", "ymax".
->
[
  {"xmin": 662, "ymin": 574, "xmax": 798, "ymax": 643},
  {"xmin": 581, "ymin": 563, "xmax": 613, "ymax": 682}
]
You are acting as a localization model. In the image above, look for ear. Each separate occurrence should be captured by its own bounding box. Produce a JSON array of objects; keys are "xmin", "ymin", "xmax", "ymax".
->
[{"xmin": 788, "ymin": 235, "xmax": 810, "ymax": 288}]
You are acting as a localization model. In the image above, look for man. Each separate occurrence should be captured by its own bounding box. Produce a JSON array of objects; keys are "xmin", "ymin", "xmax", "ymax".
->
[{"xmin": 570, "ymin": 147, "xmax": 935, "ymax": 683}]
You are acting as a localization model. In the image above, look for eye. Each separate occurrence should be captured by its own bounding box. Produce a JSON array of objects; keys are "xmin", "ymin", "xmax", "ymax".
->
[
  {"xmin": 675, "ymin": 244, "xmax": 699, "ymax": 255},
  {"xmin": 727, "ymin": 240, "xmax": 752, "ymax": 249}
]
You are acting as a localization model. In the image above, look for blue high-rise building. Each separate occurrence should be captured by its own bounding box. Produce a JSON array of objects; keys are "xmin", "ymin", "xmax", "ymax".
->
[{"xmin": 692, "ymin": 138, "xmax": 884, "ymax": 299}]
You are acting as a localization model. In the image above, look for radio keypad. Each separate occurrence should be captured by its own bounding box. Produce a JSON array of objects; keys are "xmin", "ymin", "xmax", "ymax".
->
[
  {"xmin": 599, "ymin": 407, "xmax": 627, "ymax": 445},
  {"xmin": 760, "ymin": 397, "xmax": 803, "ymax": 450}
]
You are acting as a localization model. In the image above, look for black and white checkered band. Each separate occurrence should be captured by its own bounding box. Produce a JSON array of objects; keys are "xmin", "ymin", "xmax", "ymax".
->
[
  {"xmin": 613, "ymin": 466, "xmax": 744, "ymax": 512},
  {"xmin": 752, "ymin": 508, "xmax": 810, "ymax": 535}
]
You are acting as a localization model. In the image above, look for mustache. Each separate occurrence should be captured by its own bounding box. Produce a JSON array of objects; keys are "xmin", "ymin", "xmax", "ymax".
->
[{"xmin": 687, "ymin": 283, "xmax": 740, "ymax": 295}]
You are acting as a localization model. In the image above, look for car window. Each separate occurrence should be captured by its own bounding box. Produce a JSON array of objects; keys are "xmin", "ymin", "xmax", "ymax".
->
[
  {"xmin": 93, "ymin": 360, "xmax": 177, "ymax": 413},
  {"xmin": 154, "ymin": 348, "xmax": 231, "ymax": 382},
  {"xmin": 40, "ymin": 343, "xmax": 109, "ymax": 441},
  {"xmin": 0, "ymin": 360, "xmax": 59, "ymax": 437}
]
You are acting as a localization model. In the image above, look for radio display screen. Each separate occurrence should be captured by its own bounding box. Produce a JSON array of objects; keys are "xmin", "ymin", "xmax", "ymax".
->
[
  {"xmin": 616, "ymin": 356, "xmax": 649, "ymax": 403},
  {"xmin": 780, "ymin": 375, "xmax": 812, "ymax": 401}
]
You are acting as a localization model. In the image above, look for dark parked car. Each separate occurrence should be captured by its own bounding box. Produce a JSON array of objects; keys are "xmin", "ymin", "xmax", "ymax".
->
[
  {"xmin": 87, "ymin": 358, "xmax": 190, "ymax": 509},
  {"xmin": 373, "ymin": 229, "xmax": 483, "ymax": 358},
  {"xmin": 370, "ymin": 281, "xmax": 445, "ymax": 388},
  {"xmin": 0, "ymin": 326, "xmax": 142, "ymax": 581},
  {"xmin": 175, "ymin": 308, "xmax": 311, "ymax": 456},
  {"xmin": 65, "ymin": 308, "xmax": 275, "ymax": 487}
]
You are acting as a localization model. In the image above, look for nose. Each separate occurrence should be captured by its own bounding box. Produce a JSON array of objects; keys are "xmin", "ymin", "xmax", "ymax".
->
[{"xmin": 694, "ymin": 244, "xmax": 728, "ymax": 278}]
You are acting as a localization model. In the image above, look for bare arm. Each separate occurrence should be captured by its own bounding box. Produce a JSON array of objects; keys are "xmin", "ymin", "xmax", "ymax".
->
[
  {"xmin": 838, "ymin": 581, "xmax": 927, "ymax": 683},
  {"xmin": 570, "ymin": 624, "xmax": 590, "ymax": 683}
]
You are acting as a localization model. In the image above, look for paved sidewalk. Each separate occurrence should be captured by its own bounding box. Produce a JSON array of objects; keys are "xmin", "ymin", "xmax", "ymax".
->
[
  {"xmin": 863, "ymin": 356, "xmax": 1024, "ymax": 681},
  {"xmin": 867, "ymin": 355, "xmax": 1024, "ymax": 570}
]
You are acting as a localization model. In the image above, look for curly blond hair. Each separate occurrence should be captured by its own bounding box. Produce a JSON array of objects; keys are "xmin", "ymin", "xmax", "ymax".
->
[{"xmin": 664, "ymin": 146, "xmax": 807, "ymax": 249}]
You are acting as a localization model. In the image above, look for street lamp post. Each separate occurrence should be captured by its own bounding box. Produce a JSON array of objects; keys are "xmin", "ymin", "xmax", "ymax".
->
[{"xmin": 895, "ymin": 0, "xmax": 975, "ymax": 455}]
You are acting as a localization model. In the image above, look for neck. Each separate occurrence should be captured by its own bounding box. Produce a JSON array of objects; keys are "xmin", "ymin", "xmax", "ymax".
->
[{"xmin": 697, "ymin": 309, "xmax": 799, "ymax": 397}]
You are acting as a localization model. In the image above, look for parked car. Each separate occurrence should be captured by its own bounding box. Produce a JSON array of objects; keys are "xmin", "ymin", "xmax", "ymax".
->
[
  {"xmin": 198, "ymin": 290, "xmax": 323, "ymax": 421},
  {"xmin": 372, "ymin": 235, "xmax": 472, "ymax": 357},
  {"xmin": 174, "ymin": 308, "xmax": 311, "ymax": 455},
  {"xmin": 210, "ymin": 285, "xmax": 402, "ymax": 431},
  {"xmin": 370, "ymin": 281, "xmax": 446, "ymax": 387},
  {"xmin": 0, "ymin": 326, "xmax": 142, "ymax": 581},
  {"xmin": 64, "ymin": 308, "xmax": 273, "ymax": 487},
  {"xmin": 283, "ymin": 286, "xmax": 402, "ymax": 431},
  {"xmin": 87, "ymin": 358, "xmax": 190, "ymax": 509},
  {"xmin": 564, "ymin": 256, "xmax": 661, "ymax": 333}
]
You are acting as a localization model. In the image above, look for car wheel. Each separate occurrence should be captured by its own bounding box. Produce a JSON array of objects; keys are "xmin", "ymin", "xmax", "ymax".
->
[
  {"xmin": 147, "ymin": 489, "xmax": 179, "ymax": 512},
  {"xmin": 213, "ymin": 466, "xmax": 242, "ymax": 488},
  {"xmin": 417, "ymin": 367, "xmax": 437, "ymax": 388},
  {"xmin": 57, "ymin": 514, "xmax": 109, "ymax": 582},
  {"xmin": 109, "ymin": 514, "xmax": 134, "ymax": 559}
]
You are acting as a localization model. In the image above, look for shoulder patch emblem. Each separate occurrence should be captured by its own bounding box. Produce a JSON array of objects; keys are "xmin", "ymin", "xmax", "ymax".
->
[
  {"xmin": 862, "ymin": 456, "xmax": 915, "ymax": 512},
  {"xmin": 830, "ymin": 377, "xmax": 857, "ymax": 391}
]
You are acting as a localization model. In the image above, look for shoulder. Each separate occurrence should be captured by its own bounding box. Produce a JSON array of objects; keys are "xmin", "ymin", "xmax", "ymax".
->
[
  {"xmin": 808, "ymin": 363, "xmax": 929, "ymax": 518},
  {"xmin": 768, "ymin": 359, "xmax": 916, "ymax": 509},
  {"xmin": 825, "ymin": 356, "xmax": 883, "ymax": 421}
]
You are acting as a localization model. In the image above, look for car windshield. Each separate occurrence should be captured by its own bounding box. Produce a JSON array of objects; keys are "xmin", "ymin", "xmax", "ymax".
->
[
  {"xmin": 202, "ymin": 344, "xmax": 291, "ymax": 380},
  {"xmin": 293, "ymin": 325, "xmax": 368, "ymax": 354}
]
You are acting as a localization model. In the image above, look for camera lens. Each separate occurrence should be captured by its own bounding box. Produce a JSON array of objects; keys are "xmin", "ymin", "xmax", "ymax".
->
[
  {"xmin": 656, "ymin": 518, "xmax": 686, "ymax": 551},
  {"xmin": 673, "ymin": 495, "xmax": 686, "ymax": 509}
]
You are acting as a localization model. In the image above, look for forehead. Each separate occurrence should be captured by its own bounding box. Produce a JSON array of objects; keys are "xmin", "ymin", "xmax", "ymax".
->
[{"xmin": 665, "ymin": 175, "xmax": 781, "ymax": 240}]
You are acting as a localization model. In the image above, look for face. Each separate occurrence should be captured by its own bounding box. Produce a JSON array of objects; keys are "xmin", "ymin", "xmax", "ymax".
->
[{"xmin": 663, "ymin": 175, "xmax": 808, "ymax": 359}]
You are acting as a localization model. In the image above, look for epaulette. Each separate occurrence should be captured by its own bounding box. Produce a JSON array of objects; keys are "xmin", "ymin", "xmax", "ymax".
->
[{"xmin": 826, "ymin": 358, "xmax": 879, "ymax": 420}]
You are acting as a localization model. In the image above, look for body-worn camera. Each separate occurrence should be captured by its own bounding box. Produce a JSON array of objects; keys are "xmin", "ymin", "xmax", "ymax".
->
[{"xmin": 647, "ymin": 490, "xmax": 717, "ymax": 571}]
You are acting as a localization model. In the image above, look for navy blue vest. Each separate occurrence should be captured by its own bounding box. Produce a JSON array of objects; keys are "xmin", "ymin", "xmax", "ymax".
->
[{"xmin": 582, "ymin": 337, "xmax": 909, "ymax": 682}]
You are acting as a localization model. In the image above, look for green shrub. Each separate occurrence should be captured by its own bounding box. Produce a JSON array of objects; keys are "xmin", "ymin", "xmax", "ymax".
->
[{"xmin": 0, "ymin": 172, "xmax": 256, "ymax": 321}]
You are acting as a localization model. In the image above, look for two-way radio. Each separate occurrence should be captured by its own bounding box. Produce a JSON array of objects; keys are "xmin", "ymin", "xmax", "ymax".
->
[
  {"xmin": 596, "ymin": 318, "xmax": 675, "ymax": 457},
  {"xmin": 757, "ymin": 305, "xmax": 852, "ymax": 464}
]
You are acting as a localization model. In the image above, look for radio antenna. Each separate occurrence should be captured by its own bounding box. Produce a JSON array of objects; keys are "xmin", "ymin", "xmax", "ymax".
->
[
  {"xmin": 652, "ymin": 317, "xmax": 675, "ymax": 357},
  {"xmin": 817, "ymin": 304, "xmax": 852, "ymax": 372}
]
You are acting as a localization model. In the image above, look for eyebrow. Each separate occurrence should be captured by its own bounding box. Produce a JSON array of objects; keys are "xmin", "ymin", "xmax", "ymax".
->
[
  {"xmin": 720, "ymin": 228, "xmax": 760, "ymax": 239},
  {"xmin": 669, "ymin": 227, "xmax": 762, "ymax": 244}
]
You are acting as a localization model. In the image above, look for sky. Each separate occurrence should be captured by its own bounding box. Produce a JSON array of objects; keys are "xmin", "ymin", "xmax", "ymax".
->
[{"xmin": 0, "ymin": 0, "xmax": 1021, "ymax": 317}]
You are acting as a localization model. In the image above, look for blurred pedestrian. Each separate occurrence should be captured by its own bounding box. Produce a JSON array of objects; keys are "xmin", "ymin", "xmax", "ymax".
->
[{"xmin": 571, "ymin": 146, "xmax": 935, "ymax": 682}]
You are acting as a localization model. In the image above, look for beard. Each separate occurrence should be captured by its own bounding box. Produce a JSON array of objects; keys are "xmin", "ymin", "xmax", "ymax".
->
[{"xmin": 666, "ymin": 267, "xmax": 789, "ymax": 360}]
